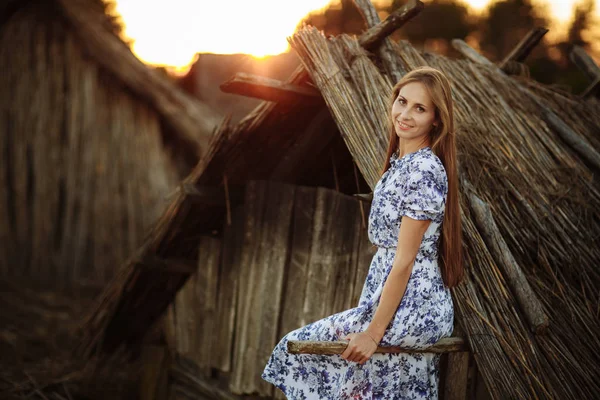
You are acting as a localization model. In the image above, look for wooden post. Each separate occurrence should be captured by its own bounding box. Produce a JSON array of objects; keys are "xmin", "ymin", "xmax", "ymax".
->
[
  {"xmin": 451, "ymin": 39, "xmax": 495, "ymax": 67},
  {"xmin": 465, "ymin": 187, "xmax": 549, "ymax": 334},
  {"xmin": 570, "ymin": 46, "xmax": 600, "ymax": 98},
  {"xmin": 358, "ymin": 0, "xmax": 424, "ymax": 51},
  {"xmin": 354, "ymin": 0, "xmax": 424, "ymax": 82},
  {"xmin": 444, "ymin": 352, "xmax": 470, "ymax": 400},
  {"xmin": 499, "ymin": 27, "xmax": 548, "ymax": 70},
  {"xmin": 570, "ymin": 45, "xmax": 600, "ymax": 81},
  {"xmin": 288, "ymin": 337, "xmax": 466, "ymax": 355},
  {"xmin": 219, "ymin": 73, "xmax": 323, "ymax": 105}
]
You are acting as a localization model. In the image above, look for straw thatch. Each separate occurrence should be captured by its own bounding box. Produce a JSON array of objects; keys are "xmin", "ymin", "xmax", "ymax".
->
[
  {"xmin": 0, "ymin": 0, "xmax": 221, "ymax": 288},
  {"xmin": 289, "ymin": 26, "xmax": 600, "ymax": 399}
]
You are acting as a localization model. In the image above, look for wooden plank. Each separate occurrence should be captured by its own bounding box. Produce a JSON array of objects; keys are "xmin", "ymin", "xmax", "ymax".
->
[
  {"xmin": 451, "ymin": 39, "xmax": 496, "ymax": 67},
  {"xmin": 570, "ymin": 45, "xmax": 600, "ymax": 82},
  {"xmin": 288, "ymin": 337, "xmax": 467, "ymax": 355},
  {"xmin": 499, "ymin": 27, "xmax": 548, "ymax": 69},
  {"xmin": 466, "ymin": 187, "xmax": 549, "ymax": 334},
  {"xmin": 195, "ymin": 236, "xmax": 221, "ymax": 374},
  {"xmin": 212, "ymin": 206, "xmax": 244, "ymax": 372},
  {"xmin": 230, "ymin": 181, "xmax": 267, "ymax": 394},
  {"xmin": 302, "ymin": 188, "xmax": 343, "ymax": 324},
  {"xmin": 220, "ymin": 72, "xmax": 322, "ymax": 105},
  {"xmin": 230, "ymin": 181, "xmax": 295, "ymax": 396},
  {"xmin": 358, "ymin": 0, "xmax": 424, "ymax": 51},
  {"xmin": 444, "ymin": 351, "xmax": 470, "ymax": 400},
  {"xmin": 353, "ymin": 0, "xmax": 424, "ymax": 82},
  {"xmin": 331, "ymin": 195, "xmax": 364, "ymax": 313},
  {"xmin": 352, "ymin": 209, "xmax": 377, "ymax": 307},
  {"xmin": 277, "ymin": 187, "xmax": 316, "ymax": 335}
]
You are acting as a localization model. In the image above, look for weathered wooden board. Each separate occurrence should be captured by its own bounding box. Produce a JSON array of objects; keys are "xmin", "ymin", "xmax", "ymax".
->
[
  {"xmin": 352, "ymin": 208, "xmax": 377, "ymax": 307},
  {"xmin": 302, "ymin": 187, "xmax": 363, "ymax": 325},
  {"xmin": 276, "ymin": 186, "xmax": 316, "ymax": 337},
  {"xmin": 212, "ymin": 205, "xmax": 245, "ymax": 372},
  {"xmin": 230, "ymin": 181, "xmax": 295, "ymax": 396},
  {"xmin": 444, "ymin": 351, "xmax": 471, "ymax": 400},
  {"xmin": 168, "ymin": 236, "xmax": 221, "ymax": 377},
  {"xmin": 195, "ymin": 236, "xmax": 221, "ymax": 372}
]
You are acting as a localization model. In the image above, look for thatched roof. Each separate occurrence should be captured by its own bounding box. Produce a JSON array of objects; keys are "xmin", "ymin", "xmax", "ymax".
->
[
  {"xmin": 77, "ymin": 1, "xmax": 600, "ymax": 399},
  {"xmin": 14, "ymin": 0, "xmax": 222, "ymax": 159},
  {"xmin": 289, "ymin": 25, "xmax": 600, "ymax": 399}
]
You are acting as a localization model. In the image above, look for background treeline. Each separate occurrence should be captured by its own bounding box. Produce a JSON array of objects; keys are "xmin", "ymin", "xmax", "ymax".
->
[{"xmin": 300, "ymin": 0, "xmax": 599, "ymax": 93}]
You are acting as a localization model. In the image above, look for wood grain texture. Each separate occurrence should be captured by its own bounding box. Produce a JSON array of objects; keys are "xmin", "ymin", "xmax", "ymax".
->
[{"xmin": 230, "ymin": 181, "xmax": 295, "ymax": 396}]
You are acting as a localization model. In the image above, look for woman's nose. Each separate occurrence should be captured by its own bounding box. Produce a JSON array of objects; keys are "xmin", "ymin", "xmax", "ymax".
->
[{"xmin": 400, "ymin": 108, "xmax": 412, "ymax": 120}]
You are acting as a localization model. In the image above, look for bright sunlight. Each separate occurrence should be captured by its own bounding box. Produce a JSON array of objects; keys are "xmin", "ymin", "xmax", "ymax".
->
[
  {"xmin": 113, "ymin": 0, "xmax": 598, "ymax": 70},
  {"xmin": 113, "ymin": 0, "xmax": 333, "ymax": 69}
]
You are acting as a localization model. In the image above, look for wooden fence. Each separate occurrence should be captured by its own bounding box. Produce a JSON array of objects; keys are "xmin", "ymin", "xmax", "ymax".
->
[{"xmin": 164, "ymin": 180, "xmax": 375, "ymax": 398}]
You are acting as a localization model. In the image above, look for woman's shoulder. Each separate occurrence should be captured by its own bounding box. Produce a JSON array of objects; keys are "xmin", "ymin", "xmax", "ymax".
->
[{"xmin": 407, "ymin": 147, "xmax": 447, "ymax": 180}]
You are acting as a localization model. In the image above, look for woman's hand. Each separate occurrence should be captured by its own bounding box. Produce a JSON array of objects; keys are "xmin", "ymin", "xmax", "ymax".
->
[{"xmin": 340, "ymin": 332, "xmax": 379, "ymax": 364}]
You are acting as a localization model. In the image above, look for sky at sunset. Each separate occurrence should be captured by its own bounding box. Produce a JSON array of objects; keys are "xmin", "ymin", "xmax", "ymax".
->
[{"xmin": 112, "ymin": 0, "xmax": 599, "ymax": 69}]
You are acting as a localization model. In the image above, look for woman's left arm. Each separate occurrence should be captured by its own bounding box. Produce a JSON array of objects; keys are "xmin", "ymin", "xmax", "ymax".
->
[{"xmin": 341, "ymin": 216, "xmax": 430, "ymax": 364}]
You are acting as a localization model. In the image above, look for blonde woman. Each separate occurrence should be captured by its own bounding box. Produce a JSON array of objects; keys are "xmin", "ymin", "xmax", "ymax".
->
[{"xmin": 263, "ymin": 66, "xmax": 464, "ymax": 399}]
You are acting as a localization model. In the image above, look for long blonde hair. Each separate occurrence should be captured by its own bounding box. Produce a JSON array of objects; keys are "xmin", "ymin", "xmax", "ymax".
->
[{"xmin": 381, "ymin": 66, "xmax": 463, "ymax": 288}]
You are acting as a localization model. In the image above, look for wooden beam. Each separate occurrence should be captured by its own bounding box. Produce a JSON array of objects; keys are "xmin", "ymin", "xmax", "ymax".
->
[
  {"xmin": 451, "ymin": 39, "xmax": 495, "ymax": 67},
  {"xmin": 288, "ymin": 337, "xmax": 466, "ymax": 355},
  {"xmin": 582, "ymin": 75, "xmax": 600, "ymax": 98},
  {"xmin": 354, "ymin": 0, "xmax": 425, "ymax": 82},
  {"xmin": 466, "ymin": 188, "xmax": 549, "ymax": 334},
  {"xmin": 499, "ymin": 27, "xmax": 548, "ymax": 69},
  {"xmin": 358, "ymin": 0, "xmax": 425, "ymax": 50},
  {"xmin": 352, "ymin": 192, "xmax": 373, "ymax": 203},
  {"xmin": 570, "ymin": 45, "xmax": 600, "ymax": 82},
  {"xmin": 220, "ymin": 73, "xmax": 323, "ymax": 105}
]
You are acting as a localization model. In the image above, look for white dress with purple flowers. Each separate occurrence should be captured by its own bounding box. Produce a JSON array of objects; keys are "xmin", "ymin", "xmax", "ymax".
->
[{"xmin": 262, "ymin": 146, "xmax": 454, "ymax": 399}]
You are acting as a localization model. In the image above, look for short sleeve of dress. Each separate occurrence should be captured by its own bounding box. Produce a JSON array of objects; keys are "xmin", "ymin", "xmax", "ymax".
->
[{"xmin": 400, "ymin": 160, "xmax": 447, "ymax": 221}]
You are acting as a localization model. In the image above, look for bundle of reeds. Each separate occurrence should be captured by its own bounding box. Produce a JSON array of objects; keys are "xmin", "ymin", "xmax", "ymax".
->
[{"xmin": 290, "ymin": 26, "xmax": 600, "ymax": 399}]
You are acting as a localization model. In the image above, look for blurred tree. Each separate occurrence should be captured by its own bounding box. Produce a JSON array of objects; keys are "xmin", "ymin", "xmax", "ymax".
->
[
  {"xmin": 567, "ymin": 0, "xmax": 597, "ymax": 51},
  {"xmin": 480, "ymin": 0, "xmax": 549, "ymax": 61},
  {"xmin": 390, "ymin": 0, "xmax": 476, "ymax": 56}
]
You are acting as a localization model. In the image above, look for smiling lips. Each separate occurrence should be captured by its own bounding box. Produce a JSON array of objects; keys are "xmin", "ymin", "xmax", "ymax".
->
[{"xmin": 396, "ymin": 119, "xmax": 413, "ymax": 130}]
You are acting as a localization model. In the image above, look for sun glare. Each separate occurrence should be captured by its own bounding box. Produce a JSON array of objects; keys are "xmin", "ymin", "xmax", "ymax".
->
[
  {"xmin": 112, "ymin": 0, "xmax": 599, "ymax": 70},
  {"xmin": 113, "ymin": 0, "xmax": 333, "ymax": 70}
]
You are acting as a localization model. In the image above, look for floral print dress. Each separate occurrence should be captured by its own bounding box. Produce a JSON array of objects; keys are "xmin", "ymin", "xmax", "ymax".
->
[{"xmin": 262, "ymin": 146, "xmax": 454, "ymax": 399}]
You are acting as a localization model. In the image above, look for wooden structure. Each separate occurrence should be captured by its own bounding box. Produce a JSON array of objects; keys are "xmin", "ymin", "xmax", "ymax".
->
[
  {"xmin": 0, "ymin": 0, "xmax": 220, "ymax": 288},
  {"xmin": 163, "ymin": 180, "xmax": 375, "ymax": 397},
  {"xmin": 77, "ymin": 0, "xmax": 600, "ymax": 399}
]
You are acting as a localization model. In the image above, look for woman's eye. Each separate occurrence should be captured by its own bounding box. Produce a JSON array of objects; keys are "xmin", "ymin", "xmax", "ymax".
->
[{"xmin": 417, "ymin": 107, "xmax": 424, "ymax": 112}]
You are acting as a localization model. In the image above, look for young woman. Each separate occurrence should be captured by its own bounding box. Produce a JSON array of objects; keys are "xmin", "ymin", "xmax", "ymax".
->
[{"xmin": 262, "ymin": 66, "xmax": 464, "ymax": 399}]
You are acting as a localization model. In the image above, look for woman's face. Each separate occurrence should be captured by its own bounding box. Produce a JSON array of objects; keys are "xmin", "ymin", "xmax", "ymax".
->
[{"xmin": 391, "ymin": 81, "xmax": 437, "ymax": 144}]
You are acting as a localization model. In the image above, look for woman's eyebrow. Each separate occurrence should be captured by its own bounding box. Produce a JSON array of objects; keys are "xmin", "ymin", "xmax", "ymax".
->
[{"xmin": 398, "ymin": 95, "xmax": 428, "ymax": 108}]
